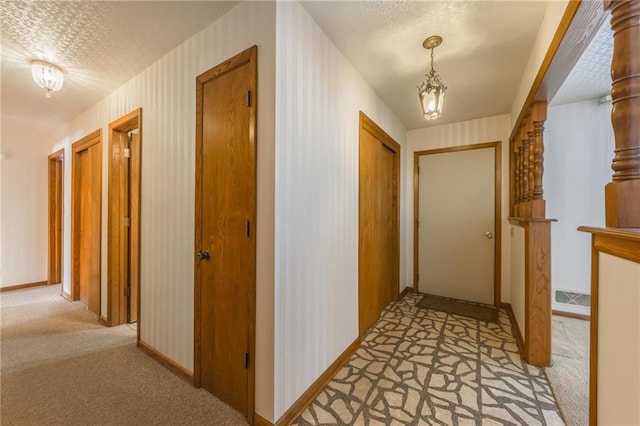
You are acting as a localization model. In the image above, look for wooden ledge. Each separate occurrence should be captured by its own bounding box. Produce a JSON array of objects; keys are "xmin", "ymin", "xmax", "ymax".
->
[
  {"xmin": 579, "ymin": 226, "xmax": 640, "ymax": 264},
  {"xmin": 508, "ymin": 217, "xmax": 557, "ymax": 226},
  {"xmin": 578, "ymin": 226, "xmax": 640, "ymax": 242}
]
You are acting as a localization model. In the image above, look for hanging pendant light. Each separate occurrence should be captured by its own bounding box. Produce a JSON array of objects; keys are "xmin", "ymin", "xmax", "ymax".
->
[
  {"xmin": 417, "ymin": 36, "xmax": 446, "ymax": 120},
  {"xmin": 31, "ymin": 60, "xmax": 64, "ymax": 98}
]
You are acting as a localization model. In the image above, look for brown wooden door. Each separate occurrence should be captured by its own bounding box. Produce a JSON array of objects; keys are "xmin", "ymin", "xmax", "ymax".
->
[
  {"xmin": 128, "ymin": 132, "xmax": 140, "ymax": 323},
  {"xmin": 48, "ymin": 151, "xmax": 64, "ymax": 285},
  {"xmin": 195, "ymin": 47, "xmax": 256, "ymax": 417},
  {"xmin": 359, "ymin": 113, "xmax": 400, "ymax": 336},
  {"xmin": 78, "ymin": 144, "xmax": 101, "ymax": 314}
]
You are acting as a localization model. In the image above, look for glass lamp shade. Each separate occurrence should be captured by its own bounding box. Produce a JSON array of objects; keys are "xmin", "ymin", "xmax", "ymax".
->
[
  {"xmin": 31, "ymin": 60, "xmax": 64, "ymax": 97},
  {"xmin": 418, "ymin": 83, "xmax": 446, "ymax": 120}
]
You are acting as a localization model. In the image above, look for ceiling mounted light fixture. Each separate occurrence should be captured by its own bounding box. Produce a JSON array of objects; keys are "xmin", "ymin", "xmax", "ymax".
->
[
  {"xmin": 417, "ymin": 35, "xmax": 446, "ymax": 120},
  {"xmin": 31, "ymin": 60, "xmax": 64, "ymax": 98}
]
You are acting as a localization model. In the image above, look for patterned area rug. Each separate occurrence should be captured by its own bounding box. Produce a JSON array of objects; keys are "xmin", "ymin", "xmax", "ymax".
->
[
  {"xmin": 416, "ymin": 294, "xmax": 499, "ymax": 323},
  {"xmin": 294, "ymin": 293, "xmax": 563, "ymax": 425}
]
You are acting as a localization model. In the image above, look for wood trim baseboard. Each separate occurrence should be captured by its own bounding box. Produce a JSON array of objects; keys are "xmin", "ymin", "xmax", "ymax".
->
[
  {"xmin": 138, "ymin": 340, "xmax": 193, "ymax": 383},
  {"xmin": 99, "ymin": 315, "xmax": 111, "ymax": 327},
  {"xmin": 275, "ymin": 337, "xmax": 361, "ymax": 426},
  {"xmin": 398, "ymin": 285, "xmax": 412, "ymax": 300},
  {"xmin": 552, "ymin": 309, "xmax": 590, "ymax": 321},
  {"xmin": 0, "ymin": 281, "xmax": 47, "ymax": 292},
  {"xmin": 254, "ymin": 414, "xmax": 274, "ymax": 426},
  {"xmin": 503, "ymin": 303, "xmax": 526, "ymax": 358}
]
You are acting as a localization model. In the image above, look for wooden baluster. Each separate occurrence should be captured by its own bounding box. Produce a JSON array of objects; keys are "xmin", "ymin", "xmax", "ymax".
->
[
  {"xmin": 522, "ymin": 134, "xmax": 530, "ymax": 203},
  {"xmin": 514, "ymin": 144, "xmax": 522, "ymax": 205},
  {"xmin": 528, "ymin": 127, "xmax": 536, "ymax": 201},
  {"xmin": 531, "ymin": 102, "xmax": 547, "ymax": 201},
  {"xmin": 604, "ymin": 0, "xmax": 640, "ymax": 227}
]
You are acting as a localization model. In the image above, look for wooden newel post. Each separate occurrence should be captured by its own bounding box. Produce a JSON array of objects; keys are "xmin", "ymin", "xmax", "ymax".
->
[{"xmin": 604, "ymin": 0, "xmax": 640, "ymax": 227}]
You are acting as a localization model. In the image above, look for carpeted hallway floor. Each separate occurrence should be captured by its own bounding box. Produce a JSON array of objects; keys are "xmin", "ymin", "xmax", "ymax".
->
[
  {"xmin": 0, "ymin": 284, "xmax": 247, "ymax": 425},
  {"xmin": 294, "ymin": 293, "xmax": 564, "ymax": 425},
  {"xmin": 2, "ymin": 285, "xmax": 567, "ymax": 425}
]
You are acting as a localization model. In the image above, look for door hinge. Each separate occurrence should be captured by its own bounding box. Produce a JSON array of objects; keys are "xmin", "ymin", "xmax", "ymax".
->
[
  {"xmin": 123, "ymin": 147, "xmax": 131, "ymax": 158},
  {"xmin": 123, "ymin": 217, "xmax": 131, "ymax": 227},
  {"xmin": 244, "ymin": 352, "xmax": 249, "ymax": 369},
  {"xmin": 125, "ymin": 287, "xmax": 131, "ymax": 297},
  {"xmin": 416, "ymin": 220, "xmax": 419, "ymax": 227},
  {"xmin": 246, "ymin": 90, "xmax": 252, "ymax": 107},
  {"xmin": 246, "ymin": 220, "xmax": 251, "ymax": 238}
]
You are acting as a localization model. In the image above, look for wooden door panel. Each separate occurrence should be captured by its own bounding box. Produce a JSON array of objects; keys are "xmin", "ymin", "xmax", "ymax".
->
[
  {"xmin": 79, "ymin": 149, "xmax": 90, "ymax": 305},
  {"xmin": 129, "ymin": 132, "xmax": 140, "ymax": 323},
  {"xmin": 87, "ymin": 144, "xmax": 101, "ymax": 313},
  {"xmin": 198, "ymin": 56, "xmax": 254, "ymax": 415},
  {"xmin": 78, "ymin": 144, "xmax": 101, "ymax": 314},
  {"xmin": 359, "ymin": 114, "xmax": 400, "ymax": 336}
]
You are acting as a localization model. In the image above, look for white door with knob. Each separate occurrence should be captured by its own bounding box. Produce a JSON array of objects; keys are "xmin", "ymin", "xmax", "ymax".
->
[{"xmin": 417, "ymin": 145, "xmax": 496, "ymax": 305}]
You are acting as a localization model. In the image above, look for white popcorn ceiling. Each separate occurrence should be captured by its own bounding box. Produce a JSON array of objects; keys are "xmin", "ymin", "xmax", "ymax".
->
[
  {"xmin": 1, "ymin": 1, "xmax": 614, "ymax": 129},
  {"xmin": 300, "ymin": 0, "xmax": 548, "ymax": 130},
  {"xmin": 1, "ymin": 1, "xmax": 238, "ymax": 123},
  {"xmin": 551, "ymin": 19, "xmax": 613, "ymax": 106}
]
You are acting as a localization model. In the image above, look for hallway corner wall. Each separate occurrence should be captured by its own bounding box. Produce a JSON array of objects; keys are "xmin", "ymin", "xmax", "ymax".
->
[{"xmin": 273, "ymin": 1, "xmax": 407, "ymax": 419}]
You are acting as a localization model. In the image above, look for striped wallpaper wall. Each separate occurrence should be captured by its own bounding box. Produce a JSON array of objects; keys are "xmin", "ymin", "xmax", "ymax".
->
[
  {"xmin": 51, "ymin": 2, "xmax": 276, "ymax": 420},
  {"xmin": 406, "ymin": 114, "xmax": 513, "ymax": 303},
  {"xmin": 274, "ymin": 1, "xmax": 407, "ymax": 418}
]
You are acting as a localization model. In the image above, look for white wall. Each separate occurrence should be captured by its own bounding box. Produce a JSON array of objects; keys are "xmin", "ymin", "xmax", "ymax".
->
[
  {"xmin": 598, "ymin": 253, "xmax": 640, "ymax": 425},
  {"xmin": 274, "ymin": 1, "xmax": 407, "ymax": 419},
  {"xmin": 50, "ymin": 2, "xmax": 276, "ymax": 420},
  {"xmin": 406, "ymin": 114, "xmax": 512, "ymax": 304},
  {"xmin": 0, "ymin": 115, "xmax": 58, "ymax": 287},
  {"xmin": 545, "ymin": 100, "xmax": 613, "ymax": 310},
  {"xmin": 511, "ymin": 0, "xmax": 570, "ymax": 126}
]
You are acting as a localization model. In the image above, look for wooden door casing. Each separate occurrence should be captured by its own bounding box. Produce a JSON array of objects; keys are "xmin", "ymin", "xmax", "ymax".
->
[
  {"xmin": 358, "ymin": 112, "xmax": 400, "ymax": 336},
  {"xmin": 107, "ymin": 108, "xmax": 142, "ymax": 329},
  {"xmin": 194, "ymin": 46, "xmax": 257, "ymax": 420}
]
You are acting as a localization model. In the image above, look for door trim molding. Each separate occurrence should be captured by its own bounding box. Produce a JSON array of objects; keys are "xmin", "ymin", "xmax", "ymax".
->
[
  {"xmin": 107, "ymin": 108, "xmax": 142, "ymax": 340},
  {"xmin": 48, "ymin": 148, "xmax": 64, "ymax": 285},
  {"xmin": 413, "ymin": 141, "xmax": 502, "ymax": 307},
  {"xmin": 358, "ymin": 111, "xmax": 401, "ymax": 336},
  {"xmin": 71, "ymin": 129, "xmax": 102, "ymax": 302},
  {"xmin": 193, "ymin": 45, "xmax": 257, "ymax": 421}
]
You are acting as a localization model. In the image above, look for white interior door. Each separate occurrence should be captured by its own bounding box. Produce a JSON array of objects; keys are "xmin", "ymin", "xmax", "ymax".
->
[{"xmin": 418, "ymin": 147, "xmax": 495, "ymax": 305}]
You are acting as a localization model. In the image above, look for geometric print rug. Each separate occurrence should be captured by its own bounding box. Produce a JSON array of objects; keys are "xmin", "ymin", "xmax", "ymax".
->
[{"xmin": 294, "ymin": 292, "xmax": 564, "ymax": 425}]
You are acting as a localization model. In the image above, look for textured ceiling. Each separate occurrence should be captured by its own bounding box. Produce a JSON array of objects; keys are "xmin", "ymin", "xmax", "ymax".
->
[
  {"xmin": 1, "ymin": 1, "xmax": 238, "ymax": 124},
  {"xmin": 1, "ymin": 1, "xmax": 613, "ymax": 132},
  {"xmin": 550, "ymin": 19, "xmax": 613, "ymax": 106},
  {"xmin": 301, "ymin": 1, "xmax": 548, "ymax": 130}
]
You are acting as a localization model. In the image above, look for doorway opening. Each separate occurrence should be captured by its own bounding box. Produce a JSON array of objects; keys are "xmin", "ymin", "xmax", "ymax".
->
[
  {"xmin": 107, "ymin": 108, "xmax": 142, "ymax": 333},
  {"xmin": 194, "ymin": 46, "xmax": 257, "ymax": 421},
  {"xmin": 358, "ymin": 112, "xmax": 400, "ymax": 336},
  {"xmin": 414, "ymin": 142, "xmax": 502, "ymax": 307},
  {"xmin": 48, "ymin": 149, "xmax": 64, "ymax": 285},
  {"xmin": 71, "ymin": 130, "xmax": 102, "ymax": 314}
]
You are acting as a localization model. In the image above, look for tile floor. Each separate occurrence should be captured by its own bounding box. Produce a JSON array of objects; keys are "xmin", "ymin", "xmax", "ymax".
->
[{"xmin": 294, "ymin": 293, "xmax": 564, "ymax": 425}]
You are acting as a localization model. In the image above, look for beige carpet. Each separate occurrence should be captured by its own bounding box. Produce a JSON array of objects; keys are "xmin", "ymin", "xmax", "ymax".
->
[
  {"xmin": 1, "ymin": 284, "xmax": 247, "ymax": 425},
  {"xmin": 545, "ymin": 315, "xmax": 590, "ymax": 426}
]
